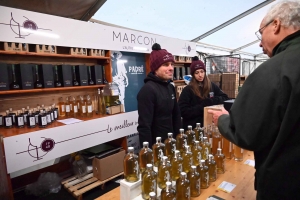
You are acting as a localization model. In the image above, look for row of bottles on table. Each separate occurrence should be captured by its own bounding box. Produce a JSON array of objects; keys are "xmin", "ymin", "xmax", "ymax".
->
[{"xmin": 0, "ymin": 105, "xmax": 59, "ymax": 129}]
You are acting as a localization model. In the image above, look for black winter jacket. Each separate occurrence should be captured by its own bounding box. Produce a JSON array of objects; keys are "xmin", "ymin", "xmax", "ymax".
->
[
  {"xmin": 137, "ymin": 73, "xmax": 181, "ymax": 147},
  {"xmin": 218, "ymin": 30, "xmax": 300, "ymax": 199},
  {"xmin": 178, "ymin": 82, "xmax": 229, "ymax": 130}
]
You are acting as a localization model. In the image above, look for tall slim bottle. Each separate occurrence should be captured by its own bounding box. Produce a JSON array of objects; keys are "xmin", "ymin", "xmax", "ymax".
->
[
  {"xmin": 198, "ymin": 159, "xmax": 209, "ymax": 189},
  {"xmin": 26, "ymin": 110, "xmax": 36, "ymax": 128},
  {"xmin": 139, "ymin": 142, "xmax": 153, "ymax": 174},
  {"xmin": 99, "ymin": 89, "xmax": 106, "ymax": 115},
  {"xmin": 34, "ymin": 65, "xmax": 43, "ymax": 88},
  {"xmin": 233, "ymin": 144, "xmax": 244, "ymax": 161},
  {"xmin": 45, "ymin": 108, "xmax": 52, "ymax": 124},
  {"xmin": 22, "ymin": 107, "xmax": 27, "ymax": 125},
  {"xmin": 212, "ymin": 127, "xmax": 222, "ymax": 156},
  {"xmin": 142, "ymin": 164, "xmax": 157, "ymax": 200},
  {"xmin": 216, "ymin": 148, "xmax": 225, "ymax": 174},
  {"xmin": 58, "ymin": 97, "xmax": 66, "ymax": 117},
  {"xmin": 202, "ymin": 137, "xmax": 211, "ymax": 160},
  {"xmin": 171, "ymin": 150, "xmax": 183, "ymax": 182},
  {"xmin": 86, "ymin": 95, "xmax": 93, "ymax": 117},
  {"xmin": 80, "ymin": 95, "xmax": 87, "ymax": 117},
  {"xmin": 176, "ymin": 172, "xmax": 190, "ymax": 200},
  {"xmin": 9, "ymin": 108, "xmax": 16, "ymax": 125},
  {"xmin": 207, "ymin": 154, "xmax": 217, "ymax": 182},
  {"xmin": 161, "ymin": 181, "xmax": 176, "ymax": 200},
  {"xmin": 3, "ymin": 110, "xmax": 13, "ymax": 128},
  {"xmin": 152, "ymin": 137, "xmax": 165, "ymax": 167},
  {"xmin": 16, "ymin": 110, "xmax": 24, "ymax": 128},
  {"xmin": 194, "ymin": 123, "xmax": 201, "ymax": 141},
  {"xmin": 38, "ymin": 110, "xmax": 47, "ymax": 128},
  {"xmin": 188, "ymin": 165, "xmax": 201, "ymax": 197},
  {"xmin": 10, "ymin": 64, "xmax": 20, "ymax": 90},
  {"xmin": 123, "ymin": 147, "xmax": 139, "ymax": 182},
  {"xmin": 164, "ymin": 132, "xmax": 176, "ymax": 160},
  {"xmin": 182, "ymin": 145, "xmax": 193, "ymax": 173},
  {"xmin": 222, "ymin": 136, "xmax": 233, "ymax": 159},
  {"xmin": 176, "ymin": 129, "xmax": 187, "ymax": 154},
  {"xmin": 157, "ymin": 156, "xmax": 172, "ymax": 189},
  {"xmin": 65, "ymin": 96, "xmax": 71, "ymax": 117},
  {"xmin": 191, "ymin": 140, "xmax": 202, "ymax": 167},
  {"xmin": 185, "ymin": 125, "xmax": 196, "ymax": 147},
  {"xmin": 53, "ymin": 104, "xmax": 59, "ymax": 120},
  {"xmin": 70, "ymin": 96, "xmax": 78, "ymax": 117}
]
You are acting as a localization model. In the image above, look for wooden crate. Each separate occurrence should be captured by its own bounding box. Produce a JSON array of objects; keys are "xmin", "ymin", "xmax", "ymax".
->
[
  {"xmin": 203, "ymin": 105, "xmax": 223, "ymax": 128},
  {"xmin": 62, "ymin": 171, "xmax": 123, "ymax": 200},
  {"xmin": 176, "ymin": 85, "xmax": 186, "ymax": 99}
]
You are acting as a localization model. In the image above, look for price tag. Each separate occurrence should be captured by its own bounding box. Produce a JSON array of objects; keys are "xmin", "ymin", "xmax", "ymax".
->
[
  {"xmin": 244, "ymin": 159, "xmax": 255, "ymax": 167},
  {"xmin": 217, "ymin": 181, "xmax": 236, "ymax": 193}
]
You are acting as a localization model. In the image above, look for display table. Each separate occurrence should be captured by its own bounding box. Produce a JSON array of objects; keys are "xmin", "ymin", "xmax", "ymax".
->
[{"xmin": 96, "ymin": 151, "xmax": 256, "ymax": 200}]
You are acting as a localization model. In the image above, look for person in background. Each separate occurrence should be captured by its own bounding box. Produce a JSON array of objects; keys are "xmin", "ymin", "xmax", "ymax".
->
[
  {"xmin": 178, "ymin": 56, "xmax": 229, "ymax": 130},
  {"xmin": 137, "ymin": 43, "xmax": 181, "ymax": 147},
  {"xmin": 208, "ymin": 1, "xmax": 300, "ymax": 199}
]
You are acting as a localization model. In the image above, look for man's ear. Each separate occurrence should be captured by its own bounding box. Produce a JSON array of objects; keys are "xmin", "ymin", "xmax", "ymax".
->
[{"xmin": 273, "ymin": 18, "xmax": 281, "ymax": 34}]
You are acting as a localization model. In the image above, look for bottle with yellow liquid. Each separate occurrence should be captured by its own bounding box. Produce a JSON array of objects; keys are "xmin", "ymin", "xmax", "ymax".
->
[
  {"xmin": 198, "ymin": 159, "xmax": 209, "ymax": 189},
  {"xmin": 97, "ymin": 89, "xmax": 106, "ymax": 115},
  {"xmin": 58, "ymin": 97, "xmax": 66, "ymax": 117},
  {"xmin": 65, "ymin": 96, "xmax": 71, "ymax": 117},
  {"xmin": 152, "ymin": 137, "xmax": 165, "ymax": 167},
  {"xmin": 70, "ymin": 96, "xmax": 78, "ymax": 117},
  {"xmin": 212, "ymin": 127, "xmax": 222, "ymax": 156},
  {"xmin": 216, "ymin": 148, "xmax": 225, "ymax": 174},
  {"xmin": 86, "ymin": 95, "xmax": 93, "ymax": 117},
  {"xmin": 164, "ymin": 132, "xmax": 176, "ymax": 160},
  {"xmin": 79, "ymin": 95, "xmax": 87, "ymax": 117},
  {"xmin": 207, "ymin": 154, "xmax": 217, "ymax": 182},
  {"xmin": 157, "ymin": 156, "xmax": 172, "ymax": 189},
  {"xmin": 185, "ymin": 125, "xmax": 196, "ymax": 148},
  {"xmin": 142, "ymin": 164, "xmax": 157, "ymax": 200},
  {"xmin": 191, "ymin": 140, "xmax": 202, "ymax": 167},
  {"xmin": 149, "ymin": 192, "xmax": 156, "ymax": 200},
  {"xmin": 161, "ymin": 181, "xmax": 176, "ymax": 200},
  {"xmin": 123, "ymin": 147, "xmax": 139, "ymax": 182},
  {"xmin": 233, "ymin": 144, "xmax": 244, "ymax": 161},
  {"xmin": 182, "ymin": 145, "xmax": 193, "ymax": 173},
  {"xmin": 202, "ymin": 137, "xmax": 211, "ymax": 160},
  {"xmin": 171, "ymin": 150, "xmax": 183, "ymax": 182},
  {"xmin": 222, "ymin": 136, "xmax": 233, "ymax": 159},
  {"xmin": 139, "ymin": 142, "xmax": 153, "ymax": 174},
  {"xmin": 188, "ymin": 165, "xmax": 201, "ymax": 197},
  {"xmin": 176, "ymin": 172, "xmax": 190, "ymax": 200},
  {"xmin": 76, "ymin": 95, "xmax": 81, "ymax": 112},
  {"xmin": 176, "ymin": 128, "xmax": 187, "ymax": 154},
  {"xmin": 194, "ymin": 123, "xmax": 201, "ymax": 141}
]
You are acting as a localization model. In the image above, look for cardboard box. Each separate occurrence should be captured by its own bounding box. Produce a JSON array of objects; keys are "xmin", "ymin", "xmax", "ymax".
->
[
  {"xmin": 35, "ymin": 44, "xmax": 56, "ymax": 54},
  {"xmin": 58, "ymin": 65, "xmax": 73, "ymax": 87},
  {"xmin": 75, "ymin": 65, "xmax": 88, "ymax": 86},
  {"xmin": 91, "ymin": 65, "xmax": 103, "ymax": 85},
  {"xmin": 89, "ymin": 49, "xmax": 105, "ymax": 57},
  {"xmin": 39, "ymin": 64, "xmax": 54, "ymax": 88},
  {"xmin": 203, "ymin": 105, "xmax": 224, "ymax": 128},
  {"xmin": 4, "ymin": 42, "xmax": 27, "ymax": 52},
  {"xmin": 120, "ymin": 179, "xmax": 141, "ymax": 200},
  {"xmin": 12, "ymin": 64, "xmax": 34, "ymax": 89},
  {"xmin": 107, "ymin": 104, "xmax": 124, "ymax": 115},
  {"xmin": 0, "ymin": 63, "xmax": 9, "ymax": 91},
  {"xmin": 70, "ymin": 47, "xmax": 87, "ymax": 56},
  {"xmin": 92, "ymin": 149, "xmax": 125, "ymax": 181}
]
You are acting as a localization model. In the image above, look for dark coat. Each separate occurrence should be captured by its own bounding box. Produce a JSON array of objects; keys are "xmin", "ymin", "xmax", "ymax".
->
[
  {"xmin": 137, "ymin": 72, "xmax": 181, "ymax": 147},
  {"xmin": 218, "ymin": 30, "xmax": 300, "ymax": 199}
]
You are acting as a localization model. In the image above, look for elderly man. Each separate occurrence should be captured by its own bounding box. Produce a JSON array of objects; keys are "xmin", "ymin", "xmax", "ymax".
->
[{"xmin": 208, "ymin": 1, "xmax": 300, "ymax": 199}]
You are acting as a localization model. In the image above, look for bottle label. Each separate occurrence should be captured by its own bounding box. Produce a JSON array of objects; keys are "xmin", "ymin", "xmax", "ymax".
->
[
  {"xmin": 5, "ymin": 117, "xmax": 12, "ymax": 126},
  {"xmin": 66, "ymin": 105, "xmax": 70, "ymax": 112},
  {"xmin": 18, "ymin": 117, "xmax": 24, "ymax": 126},
  {"xmin": 47, "ymin": 114, "xmax": 51, "ymax": 123},
  {"xmin": 82, "ymin": 106, "xmax": 86, "ymax": 113},
  {"xmin": 74, "ymin": 105, "xmax": 78, "ymax": 113},
  {"xmin": 61, "ymin": 105, "xmax": 65, "ymax": 112},
  {"xmin": 29, "ymin": 117, "xmax": 35, "ymax": 126},
  {"xmin": 41, "ymin": 116, "xmax": 47, "ymax": 125},
  {"xmin": 54, "ymin": 110, "xmax": 58, "ymax": 119},
  {"xmin": 87, "ymin": 105, "xmax": 92, "ymax": 113},
  {"xmin": 50, "ymin": 112, "xmax": 54, "ymax": 121}
]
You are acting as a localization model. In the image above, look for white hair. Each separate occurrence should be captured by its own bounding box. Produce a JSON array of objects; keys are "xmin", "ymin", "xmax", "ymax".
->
[{"xmin": 264, "ymin": 0, "xmax": 300, "ymax": 29}]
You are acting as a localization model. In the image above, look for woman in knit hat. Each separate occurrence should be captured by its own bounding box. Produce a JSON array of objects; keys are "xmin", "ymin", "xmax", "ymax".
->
[
  {"xmin": 137, "ymin": 43, "xmax": 181, "ymax": 147},
  {"xmin": 178, "ymin": 56, "xmax": 229, "ymax": 130}
]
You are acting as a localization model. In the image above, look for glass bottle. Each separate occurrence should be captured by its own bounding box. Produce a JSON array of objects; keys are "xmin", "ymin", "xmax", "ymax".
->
[
  {"xmin": 185, "ymin": 125, "xmax": 196, "ymax": 148},
  {"xmin": 88, "ymin": 66, "xmax": 94, "ymax": 85},
  {"xmin": 38, "ymin": 110, "xmax": 47, "ymax": 128},
  {"xmin": 34, "ymin": 108, "xmax": 39, "ymax": 124},
  {"xmin": 34, "ymin": 65, "xmax": 43, "ymax": 88},
  {"xmin": 58, "ymin": 97, "xmax": 66, "ymax": 117},
  {"xmin": 72, "ymin": 154, "xmax": 88, "ymax": 179},
  {"xmin": 16, "ymin": 110, "xmax": 24, "ymax": 128},
  {"xmin": 70, "ymin": 96, "xmax": 78, "ymax": 117},
  {"xmin": 212, "ymin": 127, "xmax": 222, "ymax": 156},
  {"xmin": 176, "ymin": 128, "xmax": 187, "ymax": 154},
  {"xmin": 3, "ymin": 110, "xmax": 13, "ymax": 128},
  {"xmin": 199, "ymin": 159, "xmax": 209, "ymax": 189},
  {"xmin": 53, "ymin": 104, "xmax": 59, "ymax": 120},
  {"xmin": 182, "ymin": 145, "xmax": 193, "ymax": 173},
  {"xmin": 161, "ymin": 181, "xmax": 176, "ymax": 200},
  {"xmin": 9, "ymin": 108, "xmax": 16, "ymax": 125},
  {"xmin": 65, "ymin": 96, "xmax": 71, "ymax": 117},
  {"xmin": 188, "ymin": 165, "xmax": 201, "ymax": 197},
  {"xmin": 216, "ymin": 148, "xmax": 225, "ymax": 174},
  {"xmin": 10, "ymin": 64, "xmax": 20, "ymax": 90},
  {"xmin": 26, "ymin": 110, "xmax": 36, "ymax": 128},
  {"xmin": 139, "ymin": 142, "xmax": 153, "ymax": 174},
  {"xmin": 80, "ymin": 95, "xmax": 87, "ymax": 117},
  {"xmin": 97, "ymin": 89, "xmax": 106, "ymax": 115},
  {"xmin": 86, "ymin": 95, "xmax": 93, "ymax": 117},
  {"xmin": 171, "ymin": 150, "xmax": 183, "ymax": 182},
  {"xmin": 157, "ymin": 156, "xmax": 172, "ymax": 189},
  {"xmin": 22, "ymin": 107, "xmax": 27, "ymax": 125},
  {"xmin": 164, "ymin": 132, "xmax": 176, "ymax": 160},
  {"xmin": 142, "ymin": 164, "xmax": 157, "ymax": 200},
  {"xmin": 176, "ymin": 172, "xmax": 190, "ymax": 200},
  {"xmin": 41, "ymin": 104, "xmax": 46, "ymax": 112},
  {"xmin": 192, "ymin": 140, "xmax": 202, "ymax": 167},
  {"xmin": 45, "ymin": 108, "xmax": 52, "ymax": 124},
  {"xmin": 222, "ymin": 136, "xmax": 232, "ymax": 159},
  {"xmin": 202, "ymin": 137, "xmax": 211, "ymax": 160},
  {"xmin": 72, "ymin": 66, "xmax": 79, "ymax": 86},
  {"xmin": 207, "ymin": 154, "xmax": 217, "ymax": 182},
  {"xmin": 233, "ymin": 144, "xmax": 244, "ymax": 161},
  {"xmin": 123, "ymin": 147, "xmax": 139, "ymax": 182},
  {"xmin": 49, "ymin": 106, "xmax": 54, "ymax": 123},
  {"xmin": 194, "ymin": 123, "xmax": 201, "ymax": 141},
  {"xmin": 149, "ymin": 192, "xmax": 156, "ymax": 200},
  {"xmin": 54, "ymin": 65, "xmax": 62, "ymax": 87},
  {"xmin": 102, "ymin": 66, "xmax": 108, "ymax": 84},
  {"xmin": 152, "ymin": 137, "xmax": 165, "ymax": 167}
]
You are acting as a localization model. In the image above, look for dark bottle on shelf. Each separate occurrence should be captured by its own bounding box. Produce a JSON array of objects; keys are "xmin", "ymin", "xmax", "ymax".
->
[
  {"xmin": 0, "ymin": 115, "xmax": 3, "ymax": 127},
  {"xmin": 102, "ymin": 66, "xmax": 108, "ymax": 84},
  {"xmin": 16, "ymin": 110, "xmax": 24, "ymax": 128},
  {"xmin": 26, "ymin": 110, "xmax": 36, "ymax": 128},
  {"xmin": 34, "ymin": 108, "xmax": 40, "ymax": 124},
  {"xmin": 22, "ymin": 107, "xmax": 27, "ymax": 125},
  {"xmin": 88, "ymin": 66, "xmax": 94, "ymax": 85},
  {"xmin": 34, "ymin": 65, "xmax": 43, "ymax": 88},
  {"xmin": 9, "ymin": 108, "xmax": 16, "ymax": 125},
  {"xmin": 54, "ymin": 66, "xmax": 62, "ymax": 87},
  {"xmin": 72, "ymin": 66, "xmax": 79, "ymax": 86},
  {"xmin": 10, "ymin": 64, "xmax": 20, "ymax": 90},
  {"xmin": 46, "ymin": 108, "xmax": 52, "ymax": 124},
  {"xmin": 53, "ymin": 103, "xmax": 59, "ymax": 120},
  {"xmin": 38, "ymin": 110, "xmax": 47, "ymax": 128},
  {"xmin": 49, "ymin": 106, "xmax": 54, "ymax": 122},
  {"xmin": 3, "ymin": 110, "xmax": 13, "ymax": 128}
]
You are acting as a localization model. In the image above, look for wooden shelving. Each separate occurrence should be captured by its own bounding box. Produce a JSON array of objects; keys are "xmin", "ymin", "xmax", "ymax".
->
[
  {"xmin": 173, "ymin": 80, "xmax": 185, "ymax": 83},
  {"xmin": 175, "ymin": 61, "xmax": 192, "ymax": 64}
]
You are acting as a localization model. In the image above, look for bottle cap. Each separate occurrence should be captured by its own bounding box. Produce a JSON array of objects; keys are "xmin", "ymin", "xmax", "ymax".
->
[
  {"xmin": 143, "ymin": 142, "xmax": 149, "ymax": 146},
  {"xmin": 179, "ymin": 128, "xmax": 184, "ymax": 132},
  {"xmin": 188, "ymin": 125, "xmax": 192, "ymax": 129},
  {"xmin": 149, "ymin": 192, "xmax": 156, "ymax": 197},
  {"xmin": 166, "ymin": 181, "xmax": 172, "ymax": 187},
  {"xmin": 156, "ymin": 137, "xmax": 161, "ymax": 141},
  {"xmin": 191, "ymin": 165, "xmax": 196, "ymax": 170},
  {"xmin": 196, "ymin": 123, "xmax": 200, "ymax": 126},
  {"xmin": 146, "ymin": 163, "xmax": 152, "ymax": 168},
  {"xmin": 168, "ymin": 132, "xmax": 173, "ymax": 137},
  {"xmin": 195, "ymin": 140, "xmax": 199, "ymax": 144},
  {"xmin": 128, "ymin": 147, "xmax": 134, "ymax": 151}
]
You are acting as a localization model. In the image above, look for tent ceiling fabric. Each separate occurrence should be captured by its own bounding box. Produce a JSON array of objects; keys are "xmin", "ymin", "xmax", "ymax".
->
[{"xmin": 0, "ymin": 0, "xmax": 106, "ymax": 21}]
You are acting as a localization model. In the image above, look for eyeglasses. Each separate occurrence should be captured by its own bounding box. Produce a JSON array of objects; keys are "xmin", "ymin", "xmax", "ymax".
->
[{"xmin": 255, "ymin": 20, "xmax": 273, "ymax": 40}]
